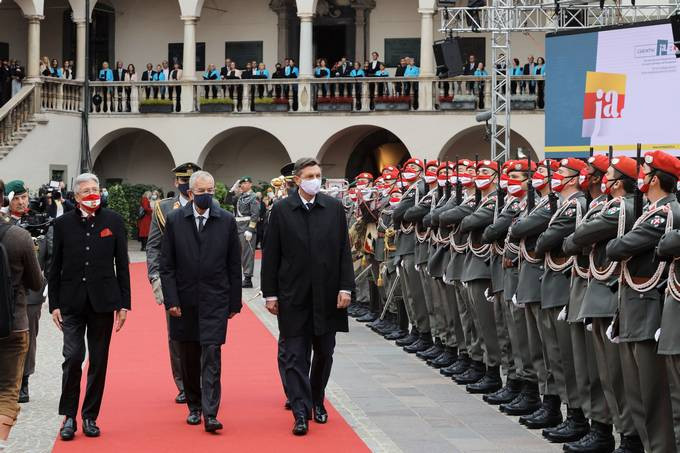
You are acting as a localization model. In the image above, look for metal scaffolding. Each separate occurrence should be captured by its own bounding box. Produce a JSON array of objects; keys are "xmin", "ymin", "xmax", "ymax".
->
[{"xmin": 440, "ymin": 1, "xmax": 680, "ymax": 161}]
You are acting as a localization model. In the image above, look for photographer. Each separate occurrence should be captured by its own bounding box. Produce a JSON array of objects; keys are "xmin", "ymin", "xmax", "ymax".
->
[
  {"xmin": 0, "ymin": 179, "xmax": 42, "ymax": 447},
  {"xmin": 6, "ymin": 181, "xmax": 53, "ymax": 404}
]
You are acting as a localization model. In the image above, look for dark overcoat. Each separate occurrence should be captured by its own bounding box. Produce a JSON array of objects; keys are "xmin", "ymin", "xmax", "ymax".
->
[
  {"xmin": 160, "ymin": 202, "xmax": 242, "ymax": 345},
  {"xmin": 260, "ymin": 192, "xmax": 354, "ymax": 337}
]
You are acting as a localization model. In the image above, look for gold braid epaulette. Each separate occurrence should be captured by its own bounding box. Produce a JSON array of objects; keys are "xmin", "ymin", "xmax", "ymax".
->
[{"xmin": 154, "ymin": 201, "xmax": 167, "ymax": 233}]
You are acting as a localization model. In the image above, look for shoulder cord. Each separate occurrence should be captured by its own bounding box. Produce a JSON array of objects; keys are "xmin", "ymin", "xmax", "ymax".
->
[
  {"xmin": 546, "ymin": 198, "xmax": 582, "ymax": 272},
  {"xmin": 519, "ymin": 196, "xmax": 550, "ymax": 265},
  {"xmin": 589, "ymin": 197, "xmax": 625, "ymax": 281},
  {"xmin": 622, "ymin": 204, "xmax": 672, "ymax": 293},
  {"xmin": 467, "ymin": 194, "xmax": 497, "ymax": 259}
]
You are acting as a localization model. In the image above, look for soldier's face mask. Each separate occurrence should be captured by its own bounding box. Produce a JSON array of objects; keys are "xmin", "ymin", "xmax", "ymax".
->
[
  {"xmin": 178, "ymin": 182, "xmax": 190, "ymax": 197},
  {"xmin": 531, "ymin": 171, "xmax": 548, "ymax": 190},
  {"xmin": 578, "ymin": 168, "xmax": 591, "ymax": 191},
  {"xmin": 551, "ymin": 172, "xmax": 576, "ymax": 193},
  {"xmin": 499, "ymin": 174, "xmax": 509, "ymax": 190},
  {"xmin": 637, "ymin": 169, "xmax": 654, "ymax": 193},
  {"xmin": 474, "ymin": 173, "xmax": 496, "ymax": 190},
  {"xmin": 507, "ymin": 178, "xmax": 525, "ymax": 196},
  {"xmin": 424, "ymin": 170, "xmax": 437, "ymax": 184}
]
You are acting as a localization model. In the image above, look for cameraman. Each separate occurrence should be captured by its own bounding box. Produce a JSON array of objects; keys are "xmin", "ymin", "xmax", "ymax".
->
[
  {"xmin": 0, "ymin": 180, "xmax": 42, "ymax": 447},
  {"xmin": 6, "ymin": 180, "xmax": 52, "ymax": 403}
]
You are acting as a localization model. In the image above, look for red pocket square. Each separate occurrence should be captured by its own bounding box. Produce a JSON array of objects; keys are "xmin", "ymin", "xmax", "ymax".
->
[{"xmin": 100, "ymin": 228, "xmax": 113, "ymax": 238}]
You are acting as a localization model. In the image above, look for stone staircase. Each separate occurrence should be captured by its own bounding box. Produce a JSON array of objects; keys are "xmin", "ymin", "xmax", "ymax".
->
[
  {"xmin": 0, "ymin": 84, "xmax": 40, "ymax": 161},
  {"xmin": 0, "ymin": 119, "xmax": 38, "ymax": 160}
]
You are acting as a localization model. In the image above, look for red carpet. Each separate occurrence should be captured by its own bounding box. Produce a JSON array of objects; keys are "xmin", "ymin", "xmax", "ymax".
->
[{"xmin": 52, "ymin": 263, "xmax": 369, "ymax": 453}]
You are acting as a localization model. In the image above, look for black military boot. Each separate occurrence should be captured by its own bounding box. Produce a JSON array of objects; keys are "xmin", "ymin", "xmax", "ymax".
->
[
  {"xmin": 395, "ymin": 328, "xmax": 419, "ymax": 346},
  {"xmin": 563, "ymin": 420, "xmax": 615, "ymax": 452},
  {"xmin": 501, "ymin": 381, "xmax": 542, "ymax": 415},
  {"xmin": 453, "ymin": 360, "xmax": 485, "ymax": 385},
  {"xmin": 428, "ymin": 347, "xmax": 457, "ymax": 368},
  {"xmin": 242, "ymin": 276, "xmax": 253, "ymax": 288},
  {"xmin": 466, "ymin": 365, "xmax": 503, "ymax": 394},
  {"xmin": 416, "ymin": 338, "xmax": 444, "ymax": 360},
  {"xmin": 403, "ymin": 333, "xmax": 433, "ymax": 353},
  {"xmin": 384, "ymin": 326, "xmax": 408, "ymax": 340},
  {"xmin": 367, "ymin": 316, "xmax": 388, "ymax": 332},
  {"xmin": 483, "ymin": 378, "xmax": 522, "ymax": 405},
  {"xmin": 441, "ymin": 354, "xmax": 470, "ymax": 377},
  {"xmin": 612, "ymin": 434, "xmax": 644, "ymax": 453},
  {"xmin": 356, "ymin": 311, "xmax": 378, "ymax": 323},
  {"xmin": 543, "ymin": 408, "xmax": 589, "ymax": 442},
  {"xmin": 375, "ymin": 314, "xmax": 398, "ymax": 335},
  {"xmin": 523, "ymin": 395, "xmax": 563, "ymax": 429},
  {"xmin": 18, "ymin": 375, "xmax": 29, "ymax": 403}
]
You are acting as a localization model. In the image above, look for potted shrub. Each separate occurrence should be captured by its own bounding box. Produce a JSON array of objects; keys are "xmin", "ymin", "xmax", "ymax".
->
[
  {"xmin": 316, "ymin": 96, "xmax": 353, "ymax": 112},
  {"xmin": 253, "ymin": 97, "xmax": 290, "ymax": 112},
  {"xmin": 199, "ymin": 97, "xmax": 235, "ymax": 113},
  {"xmin": 374, "ymin": 95, "xmax": 411, "ymax": 111},
  {"xmin": 438, "ymin": 95, "xmax": 456, "ymax": 110},
  {"xmin": 511, "ymin": 94, "xmax": 537, "ymax": 110},
  {"xmin": 139, "ymin": 98, "xmax": 174, "ymax": 113},
  {"xmin": 439, "ymin": 94, "xmax": 476, "ymax": 110}
]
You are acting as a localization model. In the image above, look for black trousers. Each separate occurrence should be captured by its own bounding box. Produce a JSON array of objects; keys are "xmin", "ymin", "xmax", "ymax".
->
[
  {"xmin": 59, "ymin": 304, "xmax": 114, "ymax": 420},
  {"xmin": 179, "ymin": 341, "xmax": 221, "ymax": 417},
  {"xmin": 282, "ymin": 332, "xmax": 336, "ymax": 419},
  {"xmin": 278, "ymin": 335, "xmax": 288, "ymax": 397}
]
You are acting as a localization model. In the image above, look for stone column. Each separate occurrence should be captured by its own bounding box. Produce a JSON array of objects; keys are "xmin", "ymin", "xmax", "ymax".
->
[
  {"xmin": 354, "ymin": 8, "xmax": 366, "ymax": 63},
  {"xmin": 74, "ymin": 18, "xmax": 87, "ymax": 80},
  {"xmin": 181, "ymin": 15, "xmax": 199, "ymax": 113},
  {"xmin": 298, "ymin": 12, "xmax": 314, "ymax": 78},
  {"xmin": 26, "ymin": 15, "xmax": 44, "ymax": 81},
  {"xmin": 418, "ymin": 7, "xmax": 436, "ymax": 110},
  {"xmin": 274, "ymin": 7, "xmax": 290, "ymax": 62}
]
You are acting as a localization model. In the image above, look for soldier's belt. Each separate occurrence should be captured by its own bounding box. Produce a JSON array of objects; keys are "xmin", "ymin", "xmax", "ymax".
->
[
  {"xmin": 551, "ymin": 256, "xmax": 568, "ymax": 265},
  {"xmin": 235, "ymin": 216, "xmax": 250, "ymax": 222},
  {"xmin": 629, "ymin": 276, "xmax": 651, "ymax": 286}
]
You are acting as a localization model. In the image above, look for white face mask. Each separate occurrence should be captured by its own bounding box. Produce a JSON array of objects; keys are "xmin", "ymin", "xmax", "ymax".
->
[
  {"xmin": 424, "ymin": 175, "xmax": 437, "ymax": 184},
  {"xmin": 300, "ymin": 177, "xmax": 322, "ymax": 196},
  {"xmin": 437, "ymin": 179, "xmax": 447, "ymax": 187}
]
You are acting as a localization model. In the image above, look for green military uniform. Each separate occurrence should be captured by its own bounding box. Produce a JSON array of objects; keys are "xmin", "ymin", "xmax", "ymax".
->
[
  {"xmin": 234, "ymin": 177, "xmax": 260, "ymax": 283},
  {"xmin": 607, "ymin": 194, "xmax": 679, "ymax": 453}
]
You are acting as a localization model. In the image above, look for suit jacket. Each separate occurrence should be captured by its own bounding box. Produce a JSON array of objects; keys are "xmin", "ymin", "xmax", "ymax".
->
[
  {"xmin": 366, "ymin": 60, "xmax": 382, "ymax": 76},
  {"xmin": 112, "ymin": 68, "xmax": 127, "ymax": 81},
  {"xmin": 463, "ymin": 62, "xmax": 477, "ymax": 76},
  {"xmin": 523, "ymin": 63, "xmax": 535, "ymax": 76},
  {"xmin": 141, "ymin": 70, "xmax": 155, "ymax": 81},
  {"xmin": 261, "ymin": 192, "xmax": 354, "ymax": 337},
  {"xmin": 48, "ymin": 208, "xmax": 130, "ymax": 314},
  {"xmin": 160, "ymin": 203, "xmax": 242, "ymax": 345}
]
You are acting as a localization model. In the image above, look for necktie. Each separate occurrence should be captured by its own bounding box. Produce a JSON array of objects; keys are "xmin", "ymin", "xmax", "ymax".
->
[
  {"xmin": 198, "ymin": 216, "xmax": 205, "ymax": 232},
  {"xmin": 306, "ymin": 202, "xmax": 313, "ymax": 211}
]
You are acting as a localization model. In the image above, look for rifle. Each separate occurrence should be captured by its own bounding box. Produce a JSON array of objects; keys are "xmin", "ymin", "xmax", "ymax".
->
[
  {"xmin": 546, "ymin": 159, "xmax": 557, "ymax": 214},
  {"xmin": 497, "ymin": 156, "xmax": 506, "ymax": 212},
  {"xmin": 607, "ymin": 145, "xmax": 614, "ymax": 201},
  {"xmin": 475, "ymin": 154, "xmax": 481, "ymax": 204},
  {"xmin": 527, "ymin": 154, "xmax": 535, "ymax": 212},
  {"xmin": 379, "ymin": 273, "xmax": 401, "ymax": 320},
  {"xmin": 455, "ymin": 155, "xmax": 462, "ymax": 205},
  {"xmin": 634, "ymin": 143, "xmax": 643, "ymax": 218}
]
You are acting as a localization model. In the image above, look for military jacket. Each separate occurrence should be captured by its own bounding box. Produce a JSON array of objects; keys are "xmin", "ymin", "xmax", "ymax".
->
[
  {"xmin": 405, "ymin": 186, "xmax": 437, "ymax": 265},
  {"xmin": 460, "ymin": 191, "xmax": 497, "ymax": 283},
  {"xmin": 658, "ymin": 229, "xmax": 680, "ymax": 354},
  {"xmin": 483, "ymin": 195, "xmax": 521, "ymax": 293},
  {"xmin": 235, "ymin": 190, "xmax": 260, "ymax": 234},
  {"xmin": 392, "ymin": 180, "xmax": 425, "ymax": 257},
  {"xmin": 427, "ymin": 191, "xmax": 453, "ymax": 278},
  {"xmin": 441, "ymin": 194, "xmax": 476, "ymax": 282}
]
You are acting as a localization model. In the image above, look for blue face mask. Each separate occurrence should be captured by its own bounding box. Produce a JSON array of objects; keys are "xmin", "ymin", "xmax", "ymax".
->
[
  {"xmin": 178, "ymin": 183, "xmax": 190, "ymax": 197},
  {"xmin": 193, "ymin": 193, "xmax": 213, "ymax": 210}
]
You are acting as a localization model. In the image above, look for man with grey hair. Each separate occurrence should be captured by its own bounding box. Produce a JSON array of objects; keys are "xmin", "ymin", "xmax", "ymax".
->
[
  {"xmin": 160, "ymin": 170, "xmax": 242, "ymax": 433},
  {"xmin": 49, "ymin": 172, "xmax": 130, "ymax": 441}
]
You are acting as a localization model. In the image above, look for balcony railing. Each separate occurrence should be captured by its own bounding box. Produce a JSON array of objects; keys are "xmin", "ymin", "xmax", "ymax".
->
[{"xmin": 36, "ymin": 75, "xmax": 546, "ymax": 115}]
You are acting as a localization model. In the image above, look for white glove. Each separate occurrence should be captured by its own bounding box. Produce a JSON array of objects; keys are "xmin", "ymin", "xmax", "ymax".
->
[
  {"xmin": 557, "ymin": 306, "xmax": 567, "ymax": 322},
  {"xmin": 485, "ymin": 288, "xmax": 494, "ymax": 303},
  {"xmin": 151, "ymin": 278, "xmax": 164, "ymax": 305},
  {"xmin": 230, "ymin": 180, "xmax": 241, "ymax": 193},
  {"xmin": 655, "ymin": 328, "xmax": 661, "ymax": 342},
  {"xmin": 484, "ymin": 287, "xmax": 490, "ymax": 299},
  {"xmin": 511, "ymin": 293, "xmax": 525, "ymax": 307},
  {"xmin": 585, "ymin": 322, "xmax": 593, "ymax": 332},
  {"xmin": 443, "ymin": 278, "xmax": 453, "ymax": 285},
  {"xmin": 43, "ymin": 284, "xmax": 49, "ymax": 298},
  {"xmin": 244, "ymin": 231, "xmax": 253, "ymax": 242},
  {"xmin": 414, "ymin": 264, "xmax": 420, "ymax": 272},
  {"xmin": 606, "ymin": 322, "xmax": 619, "ymax": 344}
]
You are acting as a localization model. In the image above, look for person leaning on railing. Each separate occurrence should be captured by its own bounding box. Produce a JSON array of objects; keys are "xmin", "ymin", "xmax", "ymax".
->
[
  {"xmin": 534, "ymin": 57, "xmax": 546, "ymax": 109},
  {"xmin": 255, "ymin": 63, "xmax": 270, "ymax": 99},
  {"xmin": 314, "ymin": 59, "xmax": 331, "ymax": 98},
  {"xmin": 375, "ymin": 63, "xmax": 390, "ymax": 97},
  {"xmin": 202, "ymin": 64, "xmax": 219, "ymax": 99},
  {"xmin": 473, "ymin": 62, "xmax": 488, "ymax": 109},
  {"xmin": 350, "ymin": 62, "xmax": 365, "ymax": 105}
]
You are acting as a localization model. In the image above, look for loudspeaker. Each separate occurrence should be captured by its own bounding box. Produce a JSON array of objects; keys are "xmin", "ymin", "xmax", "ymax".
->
[{"xmin": 433, "ymin": 38, "xmax": 464, "ymax": 77}]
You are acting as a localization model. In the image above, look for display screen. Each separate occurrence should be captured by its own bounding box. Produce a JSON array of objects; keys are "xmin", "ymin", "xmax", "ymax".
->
[{"xmin": 545, "ymin": 20, "xmax": 680, "ymax": 157}]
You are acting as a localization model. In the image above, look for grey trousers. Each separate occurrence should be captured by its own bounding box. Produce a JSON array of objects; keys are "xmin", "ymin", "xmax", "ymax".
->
[
  {"xmin": 619, "ymin": 340, "xmax": 675, "ymax": 453},
  {"xmin": 357, "ymin": 275, "xmax": 371, "ymax": 304},
  {"xmin": 22, "ymin": 303, "xmax": 42, "ymax": 377},
  {"xmin": 419, "ymin": 267, "xmax": 441, "ymax": 338},
  {"xmin": 570, "ymin": 322, "xmax": 593, "ymax": 417},
  {"xmin": 509, "ymin": 301, "xmax": 536, "ymax": 383},
  {"xmin": 591, "ymin": 318, "xmax": 634, "ymax": 434},
  {"xmin": 401, "ymin": 254, "xmax": 431, "ymax": 334},
  {"xmin": 494, "ymin": 293, "xmax": 516, "ymax": 379},
  {"xmin": 166, "ymin": 311, "xmax": 184, "ymax": 392},
  {"xmin": 435, "ymin": 279, "xmax": 460, "ymax": 348},
  {"xmin": 526, "ymin": 302, "xmax": 553, "ymax": 395},
  {"xmin": 454, "ymin": 280, "xmax": 483, "ymax": 362},
  {"xmin": 399, "ymin": 265, "xmax": 416, "ymax": 325},
  {"xmin": 540, "ymin": 306, "xmax": 579, "ymax": 407},
  {"xmin": 239, "ymin": 232, "xmax": 256, "ymax": 277},
  {"xmin": 466, "ymin": 280, "xmax": 501, "ymax": 368},
  {"xmin": 665, "ymin": 355, "xmax": 680, "ymax": 452}
]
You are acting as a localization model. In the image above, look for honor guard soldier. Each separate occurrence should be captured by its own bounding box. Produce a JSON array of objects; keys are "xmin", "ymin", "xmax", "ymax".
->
[
  {"xmin": 565, "ymin": 156, "xmax": 640, "ymax": 452},
  {"xmin": 606, "ymin": 150, "xmax": 680, "ymax": 453},
  {"xmin": 231, "ymin": 177, "xmax": 260, "ymax": 288},
  {"xmin": 146, "ymin": 162, "xmax": 202, "ymax": 405}
]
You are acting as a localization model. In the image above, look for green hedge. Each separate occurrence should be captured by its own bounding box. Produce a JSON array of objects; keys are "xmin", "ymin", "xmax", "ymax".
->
[
  {"xmin": 140, "ymin": 98, "xmax": 173, "ymax": 106},
  {"xmin": 106, "ymin": 183, "xmax": 161, "ymax": 238}
]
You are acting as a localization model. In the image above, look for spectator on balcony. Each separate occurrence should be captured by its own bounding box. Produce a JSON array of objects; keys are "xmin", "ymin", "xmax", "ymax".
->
[
  {"xmin": 98, "ymin": 61, "xmax": 113, "ymax": 82},
  {"xmin": 169, "ymin": 62, "xmax": 182, "ymax": 106},
  {"xmin": 40, "ymin": 56, "xmax": 50, "ymax": 77},
  {"xmin": 223, "ymin": 61, "xmax": 241, "ymax": 102},
  {"xmin": 48, "ymin": 59, "xmax": 63, "ymax": 78},
  {"xmin": 314, "ymin": 59, "xmax": 331, "ymax": 98},
  {"xmin": 394, "ymin": 57, "xmax": 407, "ymax": 95},
  {"xmin": 367, "ymin": 52, "xmax": 382, "ymax": 77},
  {"xmin": 142, "ymin": 63, "xmax": 155, "ymax": 99},
  {"xmin": 272, "ymin": 62, "xmax": 285, "ymax": 98},
  {"xmin": 474, "ymin": 62, "xmax": 488, "ymax": 109},
  {"xmin": 534, "ymin": 56, "xmax": 546, "ymax": 109},
  {"xmin": 523, "ymin": 55, "xmax": 536, "ymax": 94},
  {"xmin": 10, "ymin": 61, "xmax": 24, "ymax": 98},
  {"xmin": 112, "ymin": 61, "xmax": 127, "ymax": 111},
  {"xmin": 403, "ymin": 57, "xmax": 419, "ymax": 101},
  {"xmin": 0, "ymin": 60, "xmax": 9, "ymax": 106},
  {"xmin": 375, "ymin": 63, "xmax": 389, "ymax": 97},
  {"xmin": 62, "ymin": 60, "xmax": 74, "ymax": 80},
  {"xmin": 255, "ymin": 63, "xmax": 270, "ymax": 98},
  {"xmin": 284, "ymin": 59, "xmax": 298, "ymax": 107},
  {"xmin": 152, "ymin": 64, "xmax": 167, "ymax": 101},
  {"xmin": 160, "ymin": 61, "xmax": 170, "ymax": 100},
  {"xmin": 350, "ymin": 61, "xmax": 365, "ymax": 105},
  {"xmin": 463, "ymin": 54, "xmax": 477, "ymax": 94},
  {"xmin": 332, "ymin": 57, "xmax": 352, "ymax": 97},
  {"xmin": 202, "ymin": 64, "xmax": 219, "ymax": 99},
  {"xmin": 220, "ymin": 59, "xmax": 232, "ymax": 81},
  {"xmin": 510, "ymin": 57, "xmax": 523, "ymax": 94},
  {"xmin": 124, "ymin": 64, "xmax": 137, "ymax": 113}
]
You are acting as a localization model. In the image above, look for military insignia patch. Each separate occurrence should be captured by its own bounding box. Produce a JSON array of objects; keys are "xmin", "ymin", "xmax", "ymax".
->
[
  {"xmin": 606, "ymin": 206, "xmax": 620, "ymax": 215},
  {"xmin": 564, "ymin": 208, "xmax": 575, "ymax": 217},
  {"xmin": 650, "ymin": 215, "xmax": 666, "ymax": 227}
]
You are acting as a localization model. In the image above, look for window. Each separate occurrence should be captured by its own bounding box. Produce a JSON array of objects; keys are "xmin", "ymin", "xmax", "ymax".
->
[
  {"xmin": 225, "ymin": 41, "xmax": 263, "ymax": 68},
  {"xmin": 168, "ymin": 42, "xmax": 206, "ymax": 71},
  {"xmin": 384, "ymin": 38, "xmax": 421, "ymax": 67}
]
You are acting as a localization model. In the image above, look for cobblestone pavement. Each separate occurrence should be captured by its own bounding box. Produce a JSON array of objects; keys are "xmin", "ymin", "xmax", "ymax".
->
[{"xmin": 8, "ymin": 245, "xmax": 561, "ymax": 452}]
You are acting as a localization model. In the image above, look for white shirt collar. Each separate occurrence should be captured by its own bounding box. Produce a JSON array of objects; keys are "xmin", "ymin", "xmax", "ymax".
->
[
  {"xmin": 298, "ymin": 191, "xmax": 315, "ymax": 208},
  {"xmin": 193, "ymin": 204, "xmax": 209, "ymax": 219},
  {"xmin": 179, "ymin": 194, "xmax": 190, "ymax": 207},
  {"xmin": 79, "ymin": 208, "xmax": 95, "ymax": 218}
]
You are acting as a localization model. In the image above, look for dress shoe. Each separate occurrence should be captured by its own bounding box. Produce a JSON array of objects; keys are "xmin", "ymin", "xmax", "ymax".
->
[
  {"xmin": 175, "ymin": 391, "xmax": 187, "ymax": 404},
  {"xmin": 563, "ymin": 421, "xmax": 615, "ymax": 452},
  {"xmin": 403, "ymin": 335, "xmax": 433, "ymax": 354},
  {"xmin": 395, "ymin": 330, "xmax": 419, "ymax": 346},
  {"xmin": 284, "ymin": 399, "xmax": 291, "ymax": 410},
  {"xmin": 612, "ymin": 434, "xmax": 643, "ymax": 453},
  {"xmin": 60, "ymin": 417, "xmax": 77, "ymax": 441},
  {"xmin": 313, "ymin": 404, "xmax": 328, "ymax": 424},
  {"xmin": 519, "ymin": 408, "xmax": 545, "ymax": 426},
  {"xmin": 204, "ymin": 416, "xmax": 223, "ymax": 433},
  {"xmin": 484, "ymin": 378, "xmax": 521, "ymax": 405},
  {"xmin": 384, "ymin": 329, "xmax": 408, "ymax": 341},
  {"xmin": 82, "ymin": 419, "xmax": 100, "ymax": 437},
  {"xmin": 367, "ymin": 317, "xmax": 386, "ymax": 331},
  {"xmin": 428, "ymin": 348, "xmax": 457, "ymax": 369},
  {"xmin": 543, "ymin": 408, "xmax": 589, "ymax": 443},
  {"xmin": 242, "ymin": 276, "xmax": 253, "ymax": 288},
  {"xmin": 18, "ymin": 376, "xmax": 29, "ymax": 403},
  {"xmin": 441, "ymin": 355, "xmax": 470, "ymax": 377},
  {"xmin": 466, "ymin": 367, "xmax": 502, "ymax": 394},
  {"xmin": 501, "ymin": 381, "xmax": 541, "ymax": 415},
  {"xmin": 524, "ymin": 395, "xmax": 563, "ymax": 429},
  {"xmin": 453, "ymin": 361, "xmax": 485, "ymax": 384},
  {"xmin": 186, "ymin": 410, "xmax": 202, "ymax": 425},
  {"xmin": 416, "ymin": 339, "xmax": 444, "ymax": 360},
  {"xmin": 357, "ymin": 312, "xmax": 378, "ymax": 323},
  {"xmin": 292, "ymin": 416, "xmax": 308, "ymax": 436}
]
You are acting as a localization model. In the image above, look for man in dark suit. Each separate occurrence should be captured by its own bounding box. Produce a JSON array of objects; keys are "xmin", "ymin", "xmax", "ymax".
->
[
  {"xmin": 160, "ymin": 170, "xmax": 242, "ymax": 433},
  {"xmin": 523, "ymin": 55, "xmax": 536, "ymax": 94},
  {"xmin": 49, "ymin": 173, "xmax": 130, "ymax": 441},
  {"xmin": 112, "ymin": 61, "xmax": 127, "ymax": 111},
  {"xmin": 141, "ymin": 63, "xmax": 155, "ymax": 99},
  {"xmin": 463, "ymin": 54, "xmax": 477, "ymax": 94},
  {"xmin": 261, "ymin": 157, "xmax": 354, "ymax": 436},
  {"xmin": 366, "ymin": 52, "xmax": 382, "ymax": 76}
]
